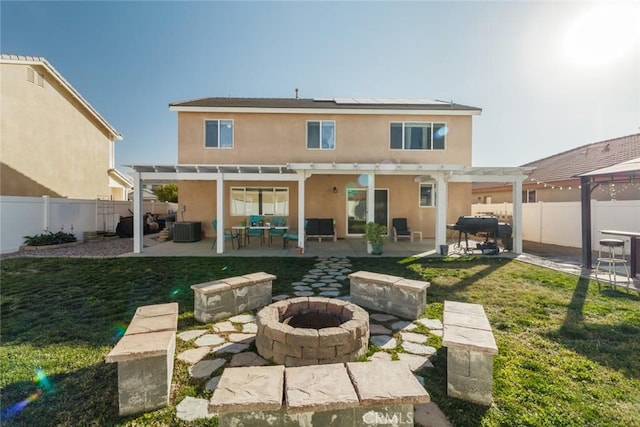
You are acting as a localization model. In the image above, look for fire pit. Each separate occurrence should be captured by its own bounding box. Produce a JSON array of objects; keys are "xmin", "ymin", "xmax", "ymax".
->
[{"xmin": 255, "ymin": 297, "xmax": 369, "ymax": 367}]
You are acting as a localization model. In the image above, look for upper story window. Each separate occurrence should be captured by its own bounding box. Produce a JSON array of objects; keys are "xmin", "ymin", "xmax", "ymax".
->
[
  {"xmin": 205, "ymin": 119, "xmax": 233, "ymax": 148},
  {"xmin": 307, "ymin": 120, "xmax": 335, "ymax": 150},
  {"xmin": 390, "ymin": 122, "xmax": 447, "ymax": 150}
]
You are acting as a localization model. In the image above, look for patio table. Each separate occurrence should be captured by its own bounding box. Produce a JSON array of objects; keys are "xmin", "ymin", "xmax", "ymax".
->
[
  {"xmin": 600, "ymin": 230, "xmax": 640, "ymax": 278},
  {"xmin": 232, "ymin": 225, "xmax": 247, "ymax": 248}
]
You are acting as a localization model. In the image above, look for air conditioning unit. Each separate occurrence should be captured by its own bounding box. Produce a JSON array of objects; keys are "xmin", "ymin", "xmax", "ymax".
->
[{"xmin": 173, "ymin": 221, "xmax": 201, "ymax": 242}]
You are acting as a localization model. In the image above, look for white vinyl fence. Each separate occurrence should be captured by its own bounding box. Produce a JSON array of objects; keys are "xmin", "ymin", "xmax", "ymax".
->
[
  {"xmin": 0, "ymin": 196, "xmax": 178, "ymax": 254},
  {"xmin": 472, "ymin": 200, "xmax": 640, "ymax": 248}
]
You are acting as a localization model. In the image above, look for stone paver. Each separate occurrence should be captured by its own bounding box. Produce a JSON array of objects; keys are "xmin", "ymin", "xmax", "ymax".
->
[
  {"xmin": 417, "ymin": 318, "xmax": 444, "ymax": 330},
  {"xmin": 195, "ymin": 334, "xmax": 225, "ymax": 347},
  {"xmin": 414, "ymin": 374, "xmax": 425, "ymax": 386},
  {"xmin": 177, "ymin": 329, "xmax": 207, "ymax": 342},
  {"xmin": 390, "ymin": 320, "xmax": 413, "ymax": 330},
  {"xmin": 272, "ymin": 294, "xmax": 290, "ymax": 301},
  {"xmin": 319, "ymin": 290, "xmax": 340, "ymax": 297},
  {"xmin": 370, "ymin": 313, "xmax": 398, "ymax": 322},
  {"xmin": 400, "ymin": 332, "xmax": 428, "ymax": 344},
  {"xmin": 228, "ymin": 333, "xmax": 255, "ymax": 344},
  {"xmin": 228, "ymin": 351, "xmax": 268, "ymax": 367},
  {"xmin": 370, "ymin": 324, "xmax": 392, "ymax": 335},
  {"xmin": 293, "ymin": 291, "xmax": 315, "ymax": 297},
  {"xmin": 205, "ymin": 375, "xmax": 221, "ymax": 391},
  {"xmin": 242, "ymin": 323, "xmax": 258, "ymax": 334},
  {"xmin": 176, "ymin": 396, "xmax": 216, "ymax": 422},
  {"xmin": 402, "ymin": 342, "xmax": 437, "ymax": 356},
  {"xmin": 228, "ymin": 314, "xmax": 256, "ymax": 324},
  {"xmin": 311, "ymin": 283, "xmax": 326, "ymax": 288},
  {"xmin": 210, "ymin": 365, "xmax": 285, "ymax": 412},
  {"xmin": 370, "ymin": 335, "xmax": 397, "ymax": 350},
  {"xmin": 429, "ymin": 329, "xmax": 443, "ymax": 337},
  {"xmin": 213, "ymin": 321, "xmax": 238, "ymax": 333},
  {"xmin": 414, "ymin": 402, "xmax": 453, "ymax": 427},
  {"xmin": 397, "ymin": 353, "xmax": 434, "ymax": 371},
  {"xmin": 369, "ymin": 351, "xmax": 393, "ymax": 362},
  {"xmin": 286, "ymin": 363, "xmax": 359, "ymax": 412},
  {"xmin": 189, "ymin": 358, "xmax": 226, "ymax": 379},
  {"xmin": 213, "ymin": 342, "xmax": 250, "ymax": 354},
  {"xmin": 177, "ymin": 347, "xmax": 211, "ymax": 364}
]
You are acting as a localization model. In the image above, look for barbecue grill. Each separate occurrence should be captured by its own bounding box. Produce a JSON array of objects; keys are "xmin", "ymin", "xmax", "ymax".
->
[{"xmin": 446, "ymin": 216, "xmax": 512, "ymax": 254}]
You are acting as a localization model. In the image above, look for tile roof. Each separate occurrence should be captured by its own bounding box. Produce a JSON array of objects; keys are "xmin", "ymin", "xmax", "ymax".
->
[
  {"xmin": 169, "ymin": 97, "xmax": 481, "ymax": 112},
  {"xmin": 524, "ymin": 133, "xmax": 640, "ymax": 183}
]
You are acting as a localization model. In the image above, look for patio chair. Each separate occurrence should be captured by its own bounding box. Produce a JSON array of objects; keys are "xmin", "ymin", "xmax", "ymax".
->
[
  {"xmin": 211, "ymin": 220, "xmax": 241, "ymax": 250},
  {"xmin": 269, "ymin": 216, "xmax": 287, "ymax": 245},
  {"xmin": 392, "ymin": 218, "xmax": 412, "ymax": 242},
  {"xmin": 283, "ymin": 229, "xmax": 299, "ymax": 249},
  {"xmin": 246, "ymin": 215, "xmax": 265, "ymax": 246}
]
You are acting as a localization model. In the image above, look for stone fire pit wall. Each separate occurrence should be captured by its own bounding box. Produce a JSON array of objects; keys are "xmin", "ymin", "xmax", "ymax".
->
[{"xmin": 255, "ymin": 297, "xmax": 370, "ymax": 367}]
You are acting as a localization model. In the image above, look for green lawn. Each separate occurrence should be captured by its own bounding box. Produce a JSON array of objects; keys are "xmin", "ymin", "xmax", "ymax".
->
[{"xmin": 1, "ymin": 256, "xmax": 639, "ymax": 426}]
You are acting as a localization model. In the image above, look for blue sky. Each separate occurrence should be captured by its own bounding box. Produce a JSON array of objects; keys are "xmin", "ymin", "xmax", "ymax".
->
[{"xmin": 2, "ymin": 1, "xmax": 639, "ymax": 172}]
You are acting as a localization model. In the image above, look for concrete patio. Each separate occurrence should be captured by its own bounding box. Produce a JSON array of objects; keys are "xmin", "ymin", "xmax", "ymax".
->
[{"xmin": 131, "ymin": 235, "xmax": 441, "ymax": 258}]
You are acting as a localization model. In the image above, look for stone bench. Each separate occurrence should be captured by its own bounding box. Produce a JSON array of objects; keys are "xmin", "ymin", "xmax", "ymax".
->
[
  {"xmin": 105, "ymin": 302, "xmax": 178, "ymax": 416},
  {"xmin": 209, "ymin": 361, "xmax": 430, "ymax": 426},
  {"xmin": 441, "ymin": 300, "xmax": 498, "ymax": 405},
  {"xmin": 191, "ymin": 272, "xmax": 275, "ymax": 323},
  {"xmin": 348, "ymin": 271, "xmax": 430, "ymax": 320}
]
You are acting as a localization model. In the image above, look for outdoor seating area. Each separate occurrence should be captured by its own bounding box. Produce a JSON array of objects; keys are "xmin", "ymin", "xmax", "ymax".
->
[
  {"xmin": 104, "ymin": 303, "xmax": 178, "ymax": 416},
  {"xmin": 209, "ymin": 361, "xmax": 429, "ymax": 426},
  {"xmin": 442, "ymin": 300, "xmax": 498, "ymax": 405},
  {"xmin": 305, "ymin": 218, "xmax": 337, "ymax": 242}
]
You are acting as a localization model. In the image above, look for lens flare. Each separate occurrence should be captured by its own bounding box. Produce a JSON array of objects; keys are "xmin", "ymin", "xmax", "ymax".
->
[
  {"xmin": 221, "ymin": 265, "xmax": 228, "ymax": 271},
  {"xmin": 435, "ymin": 126, "xmax": 449, "ymax": 138},
  {"xmin": 170, "ymin": 288, "xmax": 180, "ymax": 297},
  {"xmin": 0, "ymin": 391, "xmax": 41, "ymax": 421},
  {"xmin": 357, "ymin": 174, "xmax": 369, "ymax": 187},
  {"xmin": 112, "ymin": 322, "xmax": 127, "ymax": 340},
  {"xmin": 34, "ymin": 368, "xmax": 51, "ymax": 391}
]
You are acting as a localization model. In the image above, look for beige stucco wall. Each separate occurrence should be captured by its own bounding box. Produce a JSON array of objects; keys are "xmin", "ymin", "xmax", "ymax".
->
[
  {"xmin": 179, "ymin": 176, "xmax": 471, "ymax": 239},
  {"xmin": 177, "ymin": 112, "xmax": 473, "ymax": 165},
  {"xmin": 0, "ymin": 62, "xmax": 114, "ymax": 198},
  {"xmin": 175, "ymin": 108, "xmax": 476, "ymax": 239}
]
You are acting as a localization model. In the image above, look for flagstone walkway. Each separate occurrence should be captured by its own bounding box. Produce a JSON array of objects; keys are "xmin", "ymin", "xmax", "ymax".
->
[{"xmin": 174, "ymin": 256, "xmax": 452, "ymax": 426}]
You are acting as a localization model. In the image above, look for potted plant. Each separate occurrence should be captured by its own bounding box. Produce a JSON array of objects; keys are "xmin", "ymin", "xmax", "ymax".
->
[{"xmin": 364, "ymin": 222, "xmax": 387, "ymax": 255}]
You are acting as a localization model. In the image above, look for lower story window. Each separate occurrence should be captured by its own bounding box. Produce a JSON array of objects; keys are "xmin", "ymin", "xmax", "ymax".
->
[
  {"xmin": 523, "ymin": 189, "xmax": 537, "ymax": 203},
  {"xmin": 231, "ymin": 187, "xmax": 289, "ymax": 216},
  {"xmin": 419, "ymin": 183, "xmax": 436, "ymax": 207}
]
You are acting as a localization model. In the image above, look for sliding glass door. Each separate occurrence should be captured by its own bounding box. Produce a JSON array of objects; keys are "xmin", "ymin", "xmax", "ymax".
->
[{"xmin": 346, "ymin": 188, "xmax": 388, "ymax": 235}]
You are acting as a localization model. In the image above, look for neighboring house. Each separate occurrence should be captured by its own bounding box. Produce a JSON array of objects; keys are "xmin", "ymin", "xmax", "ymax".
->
[
  {"xmin": 473, "ymin": 133, "xmax": 640, "ymax": 204},
  {"xmin": 128, "ymin": 97, "xmax": 530, "ymax": 253},
  {"xmin": 0, "ymin": 54, "xmax": 130, "ymax": 200}
]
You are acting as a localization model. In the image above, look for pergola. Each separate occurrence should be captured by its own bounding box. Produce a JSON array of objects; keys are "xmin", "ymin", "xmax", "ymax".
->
[
  {"xmin": 579, "ymin": 157, "xmax": 640, "ymax": 269},
  {"xmin": 126, "ymin": 163, "xmax": 532, "ymax": 255}
]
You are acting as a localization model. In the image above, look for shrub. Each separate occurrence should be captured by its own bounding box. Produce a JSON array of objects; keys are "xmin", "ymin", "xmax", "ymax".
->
[{"xmin": 23, "ymin": 231, "xmax": 77, "ymax": 246}]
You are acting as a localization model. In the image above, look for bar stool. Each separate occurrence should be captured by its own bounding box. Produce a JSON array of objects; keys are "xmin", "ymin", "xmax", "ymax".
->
[{"xmin": 595, "ymin": 238, "xmax": 631, "ymax": 287}]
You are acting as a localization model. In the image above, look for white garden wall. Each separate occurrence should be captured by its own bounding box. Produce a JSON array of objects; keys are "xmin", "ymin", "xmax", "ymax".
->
[
  {"xmin": 472, "ymin": 200, "xmax": 640, "ymax": 249},
  {"xmin": 0, "ymin": 196, "xmax": 177, "ymax": 254}
]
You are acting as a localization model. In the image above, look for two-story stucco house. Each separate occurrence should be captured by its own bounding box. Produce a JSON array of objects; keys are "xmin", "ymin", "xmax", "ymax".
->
[
  {"xmin": 0, "ymin": 54, "xmax": 130, "ymax": 200},
  {"xmin": 128, "ymin": 97, "xmax": 530, "ymax": 254}
]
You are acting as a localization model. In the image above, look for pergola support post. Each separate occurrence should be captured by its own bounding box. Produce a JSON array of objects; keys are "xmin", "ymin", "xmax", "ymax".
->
[
  {"xmin": 216, "ymin": 174, "xmax": 224, "ymax": 254},
  {"xmin": 132, "ymin": 172, "xmax": 144, "ymax": 254},
  {"xmin": 580, "ymin": 176, "xmax": 592, "ymax": 269}
]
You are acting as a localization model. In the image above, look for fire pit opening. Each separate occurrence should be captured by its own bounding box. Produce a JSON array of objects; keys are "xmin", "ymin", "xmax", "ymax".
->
[
  {"xmin": 256, "ymin": 296, "xmax": 370, "ymax": 367},
  {"xmin": 283, "ymin": 311, "xmax": 343, "ymax": 329}
]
